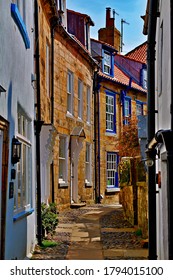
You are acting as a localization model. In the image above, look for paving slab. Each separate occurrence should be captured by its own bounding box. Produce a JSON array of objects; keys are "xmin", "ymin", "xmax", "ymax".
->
[{"xmin": 32, "ymin": 204, "xmax": 148, "ymax": 260}]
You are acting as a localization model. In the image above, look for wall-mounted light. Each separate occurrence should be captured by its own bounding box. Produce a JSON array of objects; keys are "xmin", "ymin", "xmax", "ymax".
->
[
  {"xmin": 11, "ymin": 137, "xmax": 21, "ymax": 165},
  {"xmin": 0, "ymin": 84, "xmax": 6, "ymax": 92},
  {"xmin": 145, "ymin": 148, "xmax": 157, "ymax": 167}
]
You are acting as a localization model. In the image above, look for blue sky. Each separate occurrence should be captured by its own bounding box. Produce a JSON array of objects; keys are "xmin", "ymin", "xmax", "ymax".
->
[{"xmin": 67, "ymin": 0, "xmax": 147, "ymax": 54}]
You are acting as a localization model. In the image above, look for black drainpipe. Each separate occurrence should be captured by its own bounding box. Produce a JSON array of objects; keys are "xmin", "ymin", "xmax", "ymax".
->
[
  {"xmin": 51, "ymin": 24, "xmax": 55, "ymax": 203},
  {"xmin": 97, "ymin": 84, "xmax": 101, "ymax": 203},
  {"xmin": 34, "ymin": 0, "xmax": 43, "ymax": 246},
  {"xmin": 93, "ymin": 70, "xmax": 101, "ymax": 203},
  {"xmin": 93, "ymin": 71, "xmax": 98, "ymax": 203},
  {"xmin": 146, "ymin": 0, "xmax": 158, "ymax": 260},
  {"xmin": 169, "ymin": 1, "xmax": 173, "ymax": 259},
  {"xmin": 171, "ymin": 0, "xmax": 173, "ymax": 131}
]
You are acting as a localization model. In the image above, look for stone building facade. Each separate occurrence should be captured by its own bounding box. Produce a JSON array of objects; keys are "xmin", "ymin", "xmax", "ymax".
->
[{"xmin": 38, "ymin": 0, "xmax": 97, "ymax": 210}]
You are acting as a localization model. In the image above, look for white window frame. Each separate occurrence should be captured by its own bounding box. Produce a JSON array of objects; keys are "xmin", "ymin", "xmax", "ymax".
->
[
  {"xmin": 46, "ymin": 41, "xmax": 50, "ymax": 97},
  {"xmin": 125, "ymin": 99, "xmax": 130, "ymax": 117},
  {"xmin": 78, "ymin": 79, "xmax": 83, "ymax": 119},
  {"xmin": 85, "ymin": 143, "xmax": 92, "ymax": 185},
  {"xmin": 142, "ymin": 68, "xmax": 147, "ymax": 89},
  {"xmin": 58, "ymin": 135, "xmax": 68, "ymax": 185},
  {"xmin": 107, "ymin": 153, "xmax": 118, "ymax": 188},
  {"xmin": 86, "ymin": 86, "xmax": 91, "ymax": 123},
  {"xmin": 103, "ymin": 51, "xmax": 111, "ymax": 75},
  {"xmin": 106, "ymin": 94, "xmax": 115, "ymax": 132},
  {"xmin": 136, "ymin": 101, "xmax": 143, "ymax": 116},
  {"xmin": 67, "ymin": 70, "xmax": 74, "ymax": 115},
  {"xmin": 14, "ymin": 110, "xmax": 32, "ymax": 213}
]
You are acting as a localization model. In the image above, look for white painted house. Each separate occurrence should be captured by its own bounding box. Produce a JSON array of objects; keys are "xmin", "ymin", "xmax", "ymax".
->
[
  {"xmin": 143, "ymin": 0, "xmax": 173, "ymax": 260},
  {"xmin": 0, "ymin": 0, "xmax": 36, "ymax": 259}
]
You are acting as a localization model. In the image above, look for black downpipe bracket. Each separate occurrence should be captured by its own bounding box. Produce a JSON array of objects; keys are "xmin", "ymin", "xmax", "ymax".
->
[
  {"xmin": 34, "ymin": 0, "xmax": 43, "ymax": 245},
  {"xmin": 147, "ymin": 0, "xmax": 158, "ymax": 260}
]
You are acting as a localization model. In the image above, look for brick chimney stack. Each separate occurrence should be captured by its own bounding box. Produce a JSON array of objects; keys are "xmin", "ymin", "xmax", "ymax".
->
[
  {"xmin": 106, "ymin": 7, "xmax": 114, "ymax": 28},
  {"xmin": 98, "ymin": 7, "xmax": 121, "ymax": 53}
]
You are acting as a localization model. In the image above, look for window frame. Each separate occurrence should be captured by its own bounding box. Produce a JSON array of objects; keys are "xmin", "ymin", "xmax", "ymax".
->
[
  {"xmin": 14, "ymin": 110, "xmax": 32, "ymax": 214},
  {"xmin": 106, "ymin": 152, "xmax": 119, "ymax": 189},
  {"xmin": 136, "ymin": 100, "xmax": 143, "ymax": 116},
  {"xmin": 102, "ymin": 49, "xmax": 114, "ymax": 76},
  {"xmin": 122, "ymin": 95, "xmax": 131, "ymax": 125},
  {"xmin": 86, "ymin": 86, "xmax": 91, "ymax": 123},
  {"xmin": 78, "ymin": 79, "xmax": 83, "ymax": 119},
  {"xmin": 85, "ymin": 143, "xmax": 92, "ymax": 186},
  {"xmin": 58, "ymin": 135, "xmax": 68, "ymax": 186},
  {"xmin": 67, "ymin": 70, "xmax": 74, "ymax": 115},
  {"xmin": 46, "ymin": 41, "xmax": 51, "ymax": 97},
  {"xmin": 140, "ymin": 67, "xmax": 147, "ymax": 89},
  {"xmin": 106, "ymin": 92, "xmax": 116, "ymax": 133}
]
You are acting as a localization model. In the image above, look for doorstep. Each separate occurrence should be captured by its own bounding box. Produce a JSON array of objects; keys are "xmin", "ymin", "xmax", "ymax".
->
[{"xmin": 70, "ymin": 202, "xmax": 86, "ymax": 208}]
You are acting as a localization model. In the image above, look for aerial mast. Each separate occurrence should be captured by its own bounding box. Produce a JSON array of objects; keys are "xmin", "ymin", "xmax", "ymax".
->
[{"xmin": 120, "ymin": 19, "xmax": 129, "ymax": 52}]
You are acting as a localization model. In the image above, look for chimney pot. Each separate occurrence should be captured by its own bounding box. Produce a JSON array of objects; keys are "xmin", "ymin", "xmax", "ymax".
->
[{"xmin": 106, "ymin": 7, "xmax": 111, "ymax": 27}]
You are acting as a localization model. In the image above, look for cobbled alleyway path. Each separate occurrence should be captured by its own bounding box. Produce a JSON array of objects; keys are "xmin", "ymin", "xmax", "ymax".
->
[{"xmin": 32, "ymin": 204, "xmax": 148, "ymax": 260}]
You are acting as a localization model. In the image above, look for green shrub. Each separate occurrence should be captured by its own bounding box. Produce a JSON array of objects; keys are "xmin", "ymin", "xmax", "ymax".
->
[
  {"xmin": 135, "ymin": 228, "xmax": 142, "ymax": 236},
  {"xmin": 41, "ymin": 202, "xmax": 59, "ymax": 237},
  {"xmin": 41, "ymin": 240, "xmax": 58, "ymax": 248}
]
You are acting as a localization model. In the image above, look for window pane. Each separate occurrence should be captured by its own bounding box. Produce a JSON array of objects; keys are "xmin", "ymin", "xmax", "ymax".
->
[
  {"xmin": 59, "ymin": 136, "xmax": 68, "ymax": 183},
  {"xmin": 106, "ymin": 94, "xmax": 115, "ymax": 131},
  {"xmin": 15, "ymin": 110, "xmax": 31, "ymax": 212},
  {"xmin": 107, "ymin": 153, "xmax": 117, "ymax": 187},
  {"xmin": 59, "ymin": 137, "xmax": 65, "ymax": 158},
  {"xmin": 67, "ymin": 71, "xmax": 73, "ymax": 114}
]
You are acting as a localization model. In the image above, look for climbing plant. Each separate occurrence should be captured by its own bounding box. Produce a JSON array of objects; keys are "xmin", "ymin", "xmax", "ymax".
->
[{"xmin": 117, "ymin": 117, "xmax": 140, "ymax": 158}]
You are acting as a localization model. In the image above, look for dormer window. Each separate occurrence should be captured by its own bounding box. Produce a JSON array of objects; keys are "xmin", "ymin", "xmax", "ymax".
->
[
  {"xmin": 102, "ymin": 49, "xmax": 114, "ymax": 76},
  {"xmin": 104, "ymin": 51, "xmax": 111, "ymax": 74},
  {"xmin": 140, "ymin": 67, "xmax": 147, "ymax": 89}
]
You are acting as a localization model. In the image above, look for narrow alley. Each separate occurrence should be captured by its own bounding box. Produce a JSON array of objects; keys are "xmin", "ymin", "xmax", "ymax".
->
[{"xmin": 32, "ymin": 204, "xmax": 148, "ymax": 260}]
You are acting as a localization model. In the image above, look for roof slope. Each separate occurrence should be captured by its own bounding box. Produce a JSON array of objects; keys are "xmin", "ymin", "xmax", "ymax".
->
[
  {"xmin": 125, "ymin": 41, "xmax": 147, "ymax": 64},
  {"xmin": 99, "ymin": 65, "xmax": 147, "ymax": 93}
]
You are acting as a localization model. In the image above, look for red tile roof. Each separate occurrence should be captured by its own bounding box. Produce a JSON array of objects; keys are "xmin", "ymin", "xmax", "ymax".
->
[
  {"xmin": 125, "ymin": 41, "xmax": 147, "ymax": 64},
  {"xmin": 98, "ymin": 65, "xmax": 147, "ymax": 93}
]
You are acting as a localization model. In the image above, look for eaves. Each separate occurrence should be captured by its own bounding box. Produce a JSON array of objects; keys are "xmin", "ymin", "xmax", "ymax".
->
[{"xmin": 98, "ymin": 72, "xmax": 147, "ymax": 94}]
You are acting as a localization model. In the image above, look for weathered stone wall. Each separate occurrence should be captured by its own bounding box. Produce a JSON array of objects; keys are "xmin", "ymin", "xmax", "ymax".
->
[
  {"xmin": 137, "ymin": 182, "xmax": 148, "ymax": 238},
  {"xmin": 119, "ymin": 184, "xmax": 134, "ymax": 225},
  {"xmin": 120, "ymin": 182, "xmax": 148, "ymax": 238},
  {"xmin": 53, "ymin": 31, "xmax": 95, "ymax": 210}
]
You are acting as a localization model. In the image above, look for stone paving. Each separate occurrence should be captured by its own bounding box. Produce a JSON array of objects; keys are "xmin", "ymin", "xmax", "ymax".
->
[{"xmin": 31, "ymin": 204, "xmax": 148, "ymax": 260}]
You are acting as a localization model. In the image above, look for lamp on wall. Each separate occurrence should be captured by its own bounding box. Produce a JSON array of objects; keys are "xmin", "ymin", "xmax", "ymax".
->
[
  {"xmin": 11, "ymin": 137, "xmax": 21, "ymax": 164},
  {"xmin": 145, "ymin": 148, "xmax": 157, "ymax": 167},
  {"xmin": 0, "ymin": 85, "xmax": 6, "ymax": 92}
]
